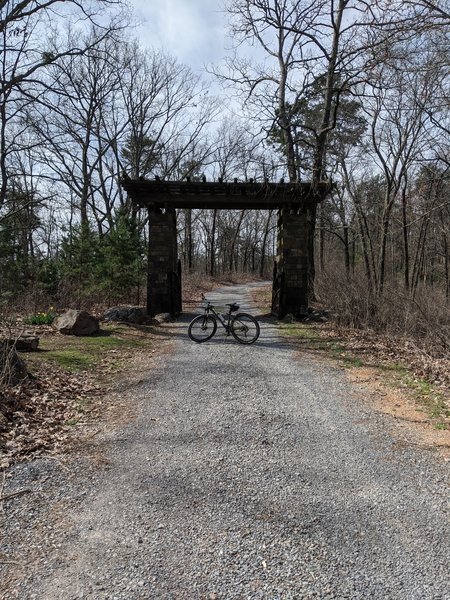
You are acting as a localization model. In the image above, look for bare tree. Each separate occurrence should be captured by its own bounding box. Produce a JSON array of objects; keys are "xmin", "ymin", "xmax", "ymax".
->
[
  {"xmin": 0, "ymin": 0, "xmax": 126, "ymax": 213},
  {"xmin": 28, "ymin": 28, "xmax": 123, "ymax": 231},
  {"xmin": 119, "ymin": 42, "xmax": 220, "ymax": 183}
]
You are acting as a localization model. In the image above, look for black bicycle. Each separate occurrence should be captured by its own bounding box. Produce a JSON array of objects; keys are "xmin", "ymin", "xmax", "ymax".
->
[{"xmin": 188, "ymin": 294, "xmax": 260, "ymax": 344}]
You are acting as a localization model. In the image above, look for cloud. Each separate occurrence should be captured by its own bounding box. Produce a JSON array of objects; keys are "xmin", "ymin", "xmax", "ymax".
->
[{"xmin": 130, "ymin": 0, "xmax": 227, "ymax": 73}]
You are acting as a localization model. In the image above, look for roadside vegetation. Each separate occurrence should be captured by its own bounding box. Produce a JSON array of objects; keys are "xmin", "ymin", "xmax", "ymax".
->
[
  {"xmin": 252, "ymin": 285, "xmax": 449, "ymax": 433},
  {"xmin": 0, "ymin": 320, "xmax": 162, "ymax": 469}
]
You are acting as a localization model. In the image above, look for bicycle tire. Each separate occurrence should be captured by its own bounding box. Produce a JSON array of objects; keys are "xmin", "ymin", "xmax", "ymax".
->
[
  {"xmin": 188, "ymin": 314, "xmax": 217, "ymax": 343},
  {"xmin": 230, "ymin": 313, "xmax": 260, "ymax": 344}
]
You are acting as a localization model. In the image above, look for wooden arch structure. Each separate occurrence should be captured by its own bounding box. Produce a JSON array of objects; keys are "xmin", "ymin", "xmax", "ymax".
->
[{"xmin": 121, "ymin": 179, "xmax": 329, "ymax": 319}]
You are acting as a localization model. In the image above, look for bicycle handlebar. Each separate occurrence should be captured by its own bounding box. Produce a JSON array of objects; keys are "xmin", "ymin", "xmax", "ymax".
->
[{"xmin": 201, "ymin": 293, "xmax": 212, "ymax": 307}]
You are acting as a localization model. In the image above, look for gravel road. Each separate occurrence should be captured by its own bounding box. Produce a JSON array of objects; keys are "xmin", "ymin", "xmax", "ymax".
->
[{"xmin": 1, "ymin": 282, "xmax": 449, "ymax": 599}]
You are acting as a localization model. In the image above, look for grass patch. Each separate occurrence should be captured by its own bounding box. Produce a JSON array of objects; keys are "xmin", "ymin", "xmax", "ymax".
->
[
  {"xmin": 329, "ymin": 343, "xmax": 364, "ymax": 368},
  {"xmin": 44, "ymin": 349, "xmax": 94, "ymax": 371},
  {"xmin": 330, "ymin": 343, "xmax": 345, "ymax": 358},
  {"xmin": 24, "ymin": 323, "xmax": 155, "ymax": 375},
  {"xmin": 367, "ymin": 359, "xmax": 448, "ymax": 426},
  {"xmin": 400, "ymin": 371, "xmax": 450, "ymax": 424},
  {"xmin": 76, "ymin": 335, "xmax": 146, "ymax": 350},
  {"xmin": 281, "ymin": 322, "xmax": 322, "ymax": 341},
  {"xmin": 278, "ymin": 318, "xmax": 449, "ymax": 429},
  {"xmin": 434, "ymin": 422, "xmax": 446, "ymax": 430},
  {"xmin": 344, "ymin": 356, "xmax": 364, "ymax": 368},
  {"xmin": 280, "ymin": 322, "xmax": 339, "ymax": 354}
]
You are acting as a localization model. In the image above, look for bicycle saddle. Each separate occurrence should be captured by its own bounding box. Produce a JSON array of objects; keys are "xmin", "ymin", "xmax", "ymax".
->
[{"xmin": 226, "ymin": 303, "xmax": 239, "ymax": 312}]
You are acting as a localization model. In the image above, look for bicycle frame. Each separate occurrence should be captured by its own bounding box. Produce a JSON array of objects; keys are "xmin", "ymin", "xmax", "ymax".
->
[{"xmin": 202, "ymin": 302, "xmax": 233, "ymax": 334}]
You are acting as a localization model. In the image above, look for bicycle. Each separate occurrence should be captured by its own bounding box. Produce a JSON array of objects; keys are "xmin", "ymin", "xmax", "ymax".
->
[{"xmin": 188, "ymin": 294, "xmax": 260, "ymax": 344}]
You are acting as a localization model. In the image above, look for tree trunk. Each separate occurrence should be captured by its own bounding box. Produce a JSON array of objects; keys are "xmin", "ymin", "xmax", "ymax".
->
[
  {"xmin": 355, "ymin": 203, "xmax": 374, "ymax": 293},
  {"xmin": 209, "ymin": 209, "xmax": 217, "ymax": 276},
  {"xmin": 343, "ymin": 224, "xmax": 350, "ymax": 275},
  {"xmin": 401, "ymin": 184, "xmax": 410, "ymax": 290},
  {"xmin": 229, "ymin": 210, "xmax": 245, "ymax": 271},
  {"xmin": 312, "ymin": 0, "xmax": 346, "ymax": 187},
  {"xmin": 259, "ymin": 210, "xmax": 273, "ymax": 278}
]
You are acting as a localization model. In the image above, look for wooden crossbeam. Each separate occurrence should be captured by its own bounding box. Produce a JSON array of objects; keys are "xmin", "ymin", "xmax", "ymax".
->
[{"xmin": 121, "ymin": 179, "xmax": 329, "ymax": 210}]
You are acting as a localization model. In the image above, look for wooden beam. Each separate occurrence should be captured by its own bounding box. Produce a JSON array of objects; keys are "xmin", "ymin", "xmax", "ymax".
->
[{"xmin": 121, "ymin": 179, "xmax": 329, "ymax": 211}]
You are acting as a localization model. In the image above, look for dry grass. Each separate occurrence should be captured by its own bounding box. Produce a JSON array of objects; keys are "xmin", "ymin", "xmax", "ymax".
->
[{"xmin": 315, "ymin": 268, "xmax": 449, "ymax": 358}]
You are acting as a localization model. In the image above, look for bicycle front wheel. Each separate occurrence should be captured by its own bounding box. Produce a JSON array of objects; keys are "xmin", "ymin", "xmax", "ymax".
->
[
  {"xmin": 231, "ymin": 313, "xmax": 260, "ymax": 344},
  {"xmin": 188, "ymin": 315, "xmax": 217, "ymax": 343}
]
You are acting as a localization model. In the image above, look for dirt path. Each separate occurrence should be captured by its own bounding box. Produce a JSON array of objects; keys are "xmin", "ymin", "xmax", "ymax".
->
[{"xmin": 1, "ymin": 282, "xmax": 449, "ymax": 599}]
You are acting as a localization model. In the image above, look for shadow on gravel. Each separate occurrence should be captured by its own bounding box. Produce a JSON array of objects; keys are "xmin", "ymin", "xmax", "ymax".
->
[
  {"xmin": 122, "ymin": 312, "xmax": 334, "ymax": 357},
  {"xmin": 123, "ymin": 310, "xmax": 320, "ymax": 354}
]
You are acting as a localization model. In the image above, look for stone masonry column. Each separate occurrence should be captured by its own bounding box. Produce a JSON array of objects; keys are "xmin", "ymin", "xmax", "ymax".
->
[
  {"xmin": 272, "ymin": 207, "xmax": 310, "ymax": 318},
  {"xmin": 147, "ymin": 208, "xmax": 179, "ymax": 316}
]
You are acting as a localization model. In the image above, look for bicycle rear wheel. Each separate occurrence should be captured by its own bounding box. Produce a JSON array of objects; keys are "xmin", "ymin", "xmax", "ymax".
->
[
  {"xmin": 188, "ymin": 315, "xmax": 217, "ymax": 343},
  {"xmin": 230, "ymin": 313, "xmax": 260, "ymax": 344}
]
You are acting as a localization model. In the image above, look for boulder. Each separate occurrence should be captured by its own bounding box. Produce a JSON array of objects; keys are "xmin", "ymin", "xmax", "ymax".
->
[
  {"xmin": 0, "ymin": 341, "xmax": 29, "ymax": 385},
  {"xmin": 0, "ymin": 332, "xmax": 39, "ymax": 352},
  {"xmin": 151, "ymin": 313, "xmax": 172, "ymax": 325},
  {"xmin": 281, "ymin": 313, "xmax": 296, "ymax": 323},
  {"xmin": 53, "ymin": 309, "xmax": 99, "ymax": 336},
  {"xmin": 103, "ymin": 306, "xmax": 150, "ymax": 325},
  {"xmin": 14, "ymin": 333, "xmax": 39, "ymax": 351},
  {"xmin": 303, "ymin": 309, "xmax": 330, "ymax": 323}
]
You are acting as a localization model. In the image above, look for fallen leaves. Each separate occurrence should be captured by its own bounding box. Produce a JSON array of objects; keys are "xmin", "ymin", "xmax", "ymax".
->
[
  {"xmin": 0, "ymin": 366, "xmax": 103, "ymax": 468},
  {"xmin": 0, "ymin": 321, "xmax": 165, "ymax": 468},
  {"xmin": 320, "ymin": 323, "xmax": 450, "ymax": 392}
]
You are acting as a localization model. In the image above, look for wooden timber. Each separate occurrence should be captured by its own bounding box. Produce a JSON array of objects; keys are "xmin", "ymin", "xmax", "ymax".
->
[{"xmin": 121, "ymin": 179, "xmax": 329, "ymax": 211}]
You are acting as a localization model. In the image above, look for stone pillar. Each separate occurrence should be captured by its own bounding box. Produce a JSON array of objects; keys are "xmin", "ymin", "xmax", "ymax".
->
[
  {"xmin": 147, "ymin": 208, "xmax": 180, "ymax": 316},
  {"xmin": 272, "ymin": 208, "xmax": 310, "ymax": 318}
]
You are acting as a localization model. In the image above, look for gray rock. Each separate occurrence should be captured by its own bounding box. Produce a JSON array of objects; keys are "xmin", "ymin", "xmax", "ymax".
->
[
  {"xmin": 151, "ymin": 313, "xmax": 172, "ymax": 325},
  {"xmin": 14, "ymin": 333, "xmax": 40, "ymax": 351},
  {"xmin": 0, "ymin": 333, "xmax": 39, "ymax": 352},
  {"xmin": 53, "ymin": 309, "xmax": 99, "ymax": 336},
  {"xmin": 103, "ymin": 306, "xmax": 150, "ymax": 325},
  {"xmin": 281, "ymin": 312, "xmax": 296, "ymax": 323}
]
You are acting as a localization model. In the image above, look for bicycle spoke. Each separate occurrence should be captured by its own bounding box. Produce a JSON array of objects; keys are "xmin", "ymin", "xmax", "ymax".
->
[
  {"xmin": 188, "ymin": 315, "xmax": 217, "ymax": 342},
  {"xmin": 231, "ymin": 313, "xmax": 260, "ymax": 344}
]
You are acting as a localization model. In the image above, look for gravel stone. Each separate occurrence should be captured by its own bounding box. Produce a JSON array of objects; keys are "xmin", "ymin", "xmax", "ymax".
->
[{"xmin": 1, "ymin": 282, "xmax": 449, "ymax": 599}]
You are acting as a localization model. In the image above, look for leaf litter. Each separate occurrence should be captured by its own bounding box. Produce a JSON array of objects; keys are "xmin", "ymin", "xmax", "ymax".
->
[
  {"xmin": 0, "ymin": 322, "xmax": 166, "ymax": 469},
  {"xmin": 0, "ymin": 366, "xmax": 104, "ymax": 469}
]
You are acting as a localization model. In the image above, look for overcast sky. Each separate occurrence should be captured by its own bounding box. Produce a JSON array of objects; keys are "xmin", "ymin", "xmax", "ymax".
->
[{"xmin": 128, "ymin": 1, "xmax": 230, "ymax": 75}]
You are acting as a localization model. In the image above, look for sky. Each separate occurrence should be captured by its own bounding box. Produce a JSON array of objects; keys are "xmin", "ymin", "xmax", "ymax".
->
[{"xmin": 129, "ymin": 1, "xmax": 230, "ymax": 76}]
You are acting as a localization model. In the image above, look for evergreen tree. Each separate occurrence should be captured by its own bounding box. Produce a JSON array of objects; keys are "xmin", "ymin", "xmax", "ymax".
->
[
  {"xmin": 58, "ymin": 224, "xmax": 105, "ymax": 305},
  {"xmin": 269, "ymin": 76, "xmax": 367, "ymax": 179},
  {"xmin": 103, "ymin": 210, "xmax": 146, "ymax": 304},
  {"xmin": 0, "ymin": 189, "xmax": 40, "ymax": 301},
  {"xmin": 58, "ymin": 211, "xmax": 146, "ymax": 307}
]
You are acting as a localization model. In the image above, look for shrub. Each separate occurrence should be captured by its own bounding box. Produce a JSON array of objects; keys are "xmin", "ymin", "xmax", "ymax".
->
[
  {"xmin": 24, "ymin": 310, "xmax": 55, "ymax": 325},
  {"xmin": 315, "ymin": 265, "xmax": 450, "ymax": 357}
]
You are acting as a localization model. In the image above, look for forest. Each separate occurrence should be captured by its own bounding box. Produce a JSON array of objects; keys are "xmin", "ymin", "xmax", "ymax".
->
[{"xmin": 0, "ymin": 0, "xmax": 449, "ymax": 357}]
